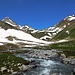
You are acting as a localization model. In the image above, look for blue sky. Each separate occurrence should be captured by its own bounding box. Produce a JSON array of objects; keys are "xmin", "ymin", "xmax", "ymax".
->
[{"xmin": 0, "ymin": 0, "xmax": 75, "ymax": 30}]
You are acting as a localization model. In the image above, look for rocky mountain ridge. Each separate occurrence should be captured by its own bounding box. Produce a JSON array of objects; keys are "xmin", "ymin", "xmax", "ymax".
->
[
  {"xmin": 1, "ymin": 15, "xmax": 75, "ymax": 48},
  {"xmin": 31, "ymin": 15, "xmax": 75, "ymax": 41}
]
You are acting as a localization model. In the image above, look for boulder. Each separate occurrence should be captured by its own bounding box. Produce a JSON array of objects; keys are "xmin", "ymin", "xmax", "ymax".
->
[
  {"xmin": 0, "ymin": 67, "xmax": 7, "ymax": 73},
  {"xmin": 62, "ymin": 58, "xmax": 75, "ymax": 65},
  {"xmin": 28, "ymin": 65, "xmax": 37, "ymax": 69},
  {"xmin": 60, "ymin": 53, "xmax": 66, "ymax": 59},
  {"xmin": 18, "ymin": 64, "xmax": 28, "ymax": 71},
  {"xmin": 62, "ymin": 58, "xmax": 70, "ymax": 64},
  {"xmin": 72, "ymin": 68, "xmax": 75, "ymax": 75},
  {"xmin": 69, "ymin": 59, "xmax": 75, "ymax": 65}
]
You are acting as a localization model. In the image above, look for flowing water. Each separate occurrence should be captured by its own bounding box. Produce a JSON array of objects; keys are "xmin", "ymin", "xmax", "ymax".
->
[{"xmin": 15, "ymin": 54, "xmax": 75, "ymax": 75}]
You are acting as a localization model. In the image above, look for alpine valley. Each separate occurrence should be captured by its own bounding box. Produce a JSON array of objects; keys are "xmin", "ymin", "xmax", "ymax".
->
[
  {"xmin": 0, "ymin": 15, "xmax": 75, "ymax": 75},
  {"xmin": 0, "ymin": 15, "xmax": 75, "ymax": 50}
]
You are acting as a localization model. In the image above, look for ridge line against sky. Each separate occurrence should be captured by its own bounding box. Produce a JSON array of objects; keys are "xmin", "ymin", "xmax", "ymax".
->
[{"xmin": 0, "ymin": 0, "xmax": 75, "ymax": 30}]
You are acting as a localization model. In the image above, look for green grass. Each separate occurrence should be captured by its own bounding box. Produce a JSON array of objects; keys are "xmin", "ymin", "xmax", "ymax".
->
[
  {"xmin": 63, "ymin": 50, "xmax": 75, "ymax": 57},
  {"xmin": 0, "ymin": 53, "xmax": 25, "ymax": 67},
  {"xmin": 0, "ymin": 53, "xmax": 29, "ymax": 74},
  {"xmin": 11, "ymin": 50, "xmax": 29, "ymax": 54},
  {"xmin": 33, "ymin": 40, "xmax": 75, "ymax": 51},
  {"xmin": 31, "ymin": 32, "xmax": 48, "ymax": 39},
  {"xmin": 52, "ymin": 20, "xmax": 75, "ymax": 40},
  {"xmin": 50, "ymin": 40, "xmax": 75, "ymax": 50},
  {"xmin": 50, "ymin": 40, "xmax": 75, "ymax": 57}
]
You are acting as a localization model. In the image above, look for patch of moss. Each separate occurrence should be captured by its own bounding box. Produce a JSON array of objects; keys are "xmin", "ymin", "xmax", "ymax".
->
[
  {"xmin": 0, "ymin": 53, "xmax": 29, "ymax": 74},
  {"xmin": 49, "ymin": 40, "xmax": 75, "ymax": 50},
  {"xmin": 0, "ymin": 45, "xmax": 8, "ymax": 50},
  {"xmin": 5, "ymin": 43, "xmax": 19, "ymax": 49},
  {"xmin": 63, "ymin": 50, "xmax": 75, "ymax": 57},
  {"xmin": 31, "ymin": 32, "xmax": 48, "ymax": 39},
  {"xmin": 0, "ymin": 53, "xmax": 26, "ymax": 67}
]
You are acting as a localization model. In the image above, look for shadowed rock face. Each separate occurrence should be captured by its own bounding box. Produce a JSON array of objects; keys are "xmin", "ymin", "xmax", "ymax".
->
[
  {"xmin": 2, "ymin": 17, "xmax": 20, "ymax": 29},
  {"xmin": 2, "ymin": 17, "xmax": 17, "ymax": 26}
]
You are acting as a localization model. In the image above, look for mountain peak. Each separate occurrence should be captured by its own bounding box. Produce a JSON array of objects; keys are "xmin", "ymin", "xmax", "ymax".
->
[
  {"xmin": 4, "ymin": 16, "xmax": 10, "ymax": 19},
  {"xmin": 2, "ymin": 17, "xmax": 19, "ymax": 27},
  {"xmin": 2, "ymin": 17, "xmax": 15, "ymax": 23},
  {"xmin": 67, "ymin": 15, "xmax": 75, "ymax": 21},
  {"xmin": 2, "ymin": 16, "xmax": 12, "ymax": 21},
  {"xmin": 64, "ymin": 15, "xmax": 75, "ymax": 21},
  {"xmin": 24, "ymin": 24, "xmax": 30, "ymax": 28}
]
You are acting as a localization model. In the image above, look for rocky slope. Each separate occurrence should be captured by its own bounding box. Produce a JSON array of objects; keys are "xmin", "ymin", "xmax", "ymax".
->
[
  {"xmin": 1, "ymin": 15, "xmax": 75, "ymax": 49},
  {"xmin": 0, "ymin": 18, "xmax": 50, "ymax": 48},
  {"xmin": 31, "ymin": 15, "xmax": 75, "ymax": 41},
  {"xmin": 52, "ymin": 15, "xmax": 75, "ymax": 41}
]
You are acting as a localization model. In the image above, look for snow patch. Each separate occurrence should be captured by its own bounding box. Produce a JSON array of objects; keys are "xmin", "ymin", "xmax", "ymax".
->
[
  {"xmin": 63, "ymin": 25, "xmax": 66, "ymax": 28},
  {"xmin": 24, "ymin": 25, "xmax": 30, "ymax": 29},
  {"xmin": 5, "ymin": 22, "xmax": 17, "ymax": 27},
  {"xmin": 47, "ymin": 33, "xmax": 51, "ymax": 36},
  {"xmin": 53, "ymin": 33, "xmax": 56, "ymax": 36},
  {"xmin": 31, "ymin": 30, "xmax": 39, "ymax": 33},
  {"xmin": 0, "ymin": 28, "xmax": 50, "ymax": 45},
  {"xmin": 57, "ymin": 40, "xmax": 68, "ymax": 43},
  {"xmin": 68, "ymin": 15, "xmax": 75, "ymax": 21},
  {"xmin": 0, "ymin": 43, "xmax": 3, "ymax": 45},
  {"xmin": 66, "ymin": 30, "xmax": 69, "ymax": 34},
  {"xmin": 40, "ymin": 35, "xmax": 52, "ymax": 40},
  {"xmin": 48, "ymin": 27, "xmax": 55, "ymax": 30},
  {"xmin": 2, "ymin": 17, "xmax": 19, "ymax": 27}
]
